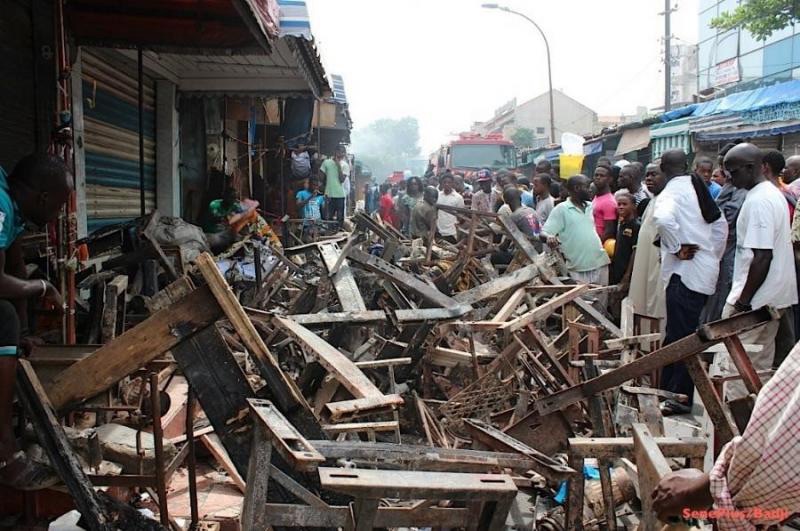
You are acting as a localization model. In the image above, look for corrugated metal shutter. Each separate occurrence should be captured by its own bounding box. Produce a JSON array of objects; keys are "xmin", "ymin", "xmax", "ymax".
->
[
  {"xmin": 746, "ymin": 136, "xmax": 780, "ymax": 150},
  {"xmin": 783, "ymin": 133, "xmax": 800, "ymax": 156},
  {"xmin": 0, "ymin": 2, "xmax": 36, "ymax": 171},
  {"xmin": 81, "ymin": 48, "xmax": 156, "ymax": 232}
]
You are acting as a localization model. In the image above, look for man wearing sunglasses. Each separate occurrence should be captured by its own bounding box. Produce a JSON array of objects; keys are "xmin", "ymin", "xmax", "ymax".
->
[{"xmin": 0, "ymin": 154, "xmax": 72, "ymax": 489}]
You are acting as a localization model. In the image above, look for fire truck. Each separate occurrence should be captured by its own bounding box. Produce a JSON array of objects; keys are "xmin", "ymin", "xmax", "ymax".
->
[{"xmin": 432, "ymin": 133, "xmax": 517, "ymax": 176}]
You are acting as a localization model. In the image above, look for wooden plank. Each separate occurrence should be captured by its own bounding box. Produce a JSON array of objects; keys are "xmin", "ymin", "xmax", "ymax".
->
[
  {"xmin": 722, "ymin": 335, "xmax": 763, "ymax": 395},
  {"xmin": 347, "ymin": 248, "xmax": 466, "ymax": 310},
  {"xmin": 240, "ymin": 423, "xmax": 271, "ymax": 531},
  {"xmin": 100, "ymin": 275, "xmax": 127, "ymax": 343},
  {"xmin": 637, "ymin": 394, "xmax": 664, "ymax": 437},
  {"xmin": 632, "ymin": 424, "xmax": 672, "ymax": 530},
  {"xmin": 568, "ymin": 437, "xmax": 707, "ymax": 459},
  {"xmin": 247, "ymin": 399, "xmax": 324, "ymax": 472},
  {"xmin": 604, "ymin": 333, "xmax": 662, "ymax": 350},
  {"xmin": 196, "ymin": 253, "xmax": 309, "ymax": 415},
  {"xmin": 200, "ymin": 434, "xmax": 245, "ymax": 493},
  {"xmin": 310, "ymin": 440, "xmax": 544, "ymax": 473},
  {"xmin": 48, "ymin": 285, "xmax": 221, "ymax": 411},
  {"xmin": 274, "ymin": 317, "xmax": 387, "ymax": 400},
  {"xmin": 260, "ymin": 503, "xmax": 350, "ymax": 528},
  {"xmin": 319, "ymin": 242, "xmax": 368, "ymax": 312},
  {"xmin": 463, "ymin": 419, "xmax": 578, "ymax": 482},
  {"xmin": 566, "ymin": 454, "xmax": 585, "ymax": 531},
  {"xmin": 536, "ymin": 308, "xmax": 771, "ymax": 416},
  {"xmin": 145, "ymin": 276, "xmax": 195, "ymax": 313},
  {"xmin": 502, "ymin": 285, "xmax": 589, "ymax": 332},
  {"xmin": 326, "ymin": 394, "xmax": 405, "ymax": 420},
  {"xmin": 318, "ymin": 467, "xmax": 517, "ymax": 500},
  {"xmin": 286, "ymin": 310, "xmax": 386, "ymax": 326},
  {"xmin": 598, "ymin": 459, "xmax": 617, "ymax": 530},
  {"xmin": 322, "ymin": 421, "xmax": 399, "ymax": 434},
  {"xmin": 170, "ymin": 325, "xmax": 255, "ymax": 478},
  {"xmin": 683, "ymin": 355, "xmax": 738, "ymax": 446},
  {"xmin": 491, "ymin": 288, "xmax": 527, "ymax": 322},
  {"xmin": 454, "ymin": 265, "xmax": 539, "ymax": 305},
  {"xmin": 16, "ymin": 360, "xmax": 111, "ymax": 531}
]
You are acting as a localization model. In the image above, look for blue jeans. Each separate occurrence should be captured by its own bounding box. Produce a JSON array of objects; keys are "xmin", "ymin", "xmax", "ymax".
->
[{"xmin": 660, "ymin": 274, "xmax": 708, "ymax": 404}]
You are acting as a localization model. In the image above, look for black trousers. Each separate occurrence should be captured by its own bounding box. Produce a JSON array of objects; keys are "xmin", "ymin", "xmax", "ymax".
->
[
  {"xmin": 0, "ymin": 299, "xmax": 19, "ymax": 357},
  {"xmin": 660, "ymin": 274, "xmax": 707, "ymax": 405},
  {"xmin": 326, "ymin": 197, "xmax": 345, "ymax": 227}
]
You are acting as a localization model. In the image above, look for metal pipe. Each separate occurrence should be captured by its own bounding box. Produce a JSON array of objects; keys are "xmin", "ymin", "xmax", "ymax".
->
[
  {"xmin": 664, "ymin": 0, "xmax": 672, "ymax": 111},
  {"xmin": 138, "ymin": 47, "xmax": 145, "ymax": 216}
]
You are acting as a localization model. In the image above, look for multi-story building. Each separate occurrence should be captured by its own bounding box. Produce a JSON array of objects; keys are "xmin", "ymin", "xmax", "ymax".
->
[
  {"xmin": 698, "ymin": 0, "xmax": 800, "ymax": 95},
  {"xmin": 472, "ymin": 90, "xmax": 598, "ymax": 145}
]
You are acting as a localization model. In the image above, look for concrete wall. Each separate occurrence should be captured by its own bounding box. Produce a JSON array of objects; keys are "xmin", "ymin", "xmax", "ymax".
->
[{"xmin": 511, "ymin": 91, "xmax": 598, "ymax": 140}]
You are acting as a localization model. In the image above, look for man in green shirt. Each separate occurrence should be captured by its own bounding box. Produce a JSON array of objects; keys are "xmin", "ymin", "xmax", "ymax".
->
[
  {"xmin": 541, "ymin": 174, "xmax": 610, "ymax": 285},
  {"xmin": 320, "ymin": 146, "xmax": 347, "ymax": 228}
]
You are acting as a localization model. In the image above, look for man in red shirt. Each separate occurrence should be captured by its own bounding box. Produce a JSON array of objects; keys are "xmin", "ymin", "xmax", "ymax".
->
[{"xmin": 378, "ymin": 183, "xmax": 397, "ymax": 227}]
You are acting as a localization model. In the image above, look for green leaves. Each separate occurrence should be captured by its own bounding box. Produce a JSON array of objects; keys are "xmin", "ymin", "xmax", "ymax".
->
[{"xmin": 710, "ymin": 0, "xmax": 799, "ymax": 41}]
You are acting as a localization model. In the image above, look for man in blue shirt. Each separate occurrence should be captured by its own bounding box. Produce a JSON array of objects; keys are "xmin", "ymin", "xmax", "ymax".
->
[
  {"xmin": 0, "ymin": 154, "xmax": 72, "ymax": 489},
  {"xmin": 695, "ymin": 156, "xmax": 721, "ymax": 200},
  {"xmin": 296, "ymin": 178, "xmax": 325, "ymax": 241}
]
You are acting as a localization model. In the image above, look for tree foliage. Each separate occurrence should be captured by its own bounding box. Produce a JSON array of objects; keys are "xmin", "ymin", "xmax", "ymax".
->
[
  {"xmin": 711, "ymin": 0, "xmax": 799, "ymax": 41},
  {"xmin": 510, "ymin": 127, "xmax": 536, "ymax": 149},
  {"xmin": 351, "ymin": 117, "xmax": 421, "ymax": 182}
]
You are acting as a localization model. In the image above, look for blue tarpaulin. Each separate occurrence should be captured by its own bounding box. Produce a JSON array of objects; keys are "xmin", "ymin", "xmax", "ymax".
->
[{"xmin": 662, "ymin": 79, "xmax": 800, "ymax": 121}]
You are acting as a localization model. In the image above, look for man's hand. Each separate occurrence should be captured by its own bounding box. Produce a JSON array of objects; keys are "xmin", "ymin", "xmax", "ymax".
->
[
  {"xmin": 18, "ymin": 336, "xmax": 44, "ymax": 358},
  {"xmin": 546, "ymin": 235, "xmax": 559, "ymax": 249},
  {"xmin": 42, "ymin": 281, "xmax": 63, "ymax": 309},
  {"xmin": 652, "ymin": 469, "xmax": 713, "ymax": 522},
  {"xmin": 675, "ymin": 244, "xmax": 699, "ymax": 260}
]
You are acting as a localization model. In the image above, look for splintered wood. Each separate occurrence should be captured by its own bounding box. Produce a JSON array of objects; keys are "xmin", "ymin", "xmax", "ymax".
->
[{"xmin": 29, "ymin": 209, "xmax": 774, "ymax": 531}]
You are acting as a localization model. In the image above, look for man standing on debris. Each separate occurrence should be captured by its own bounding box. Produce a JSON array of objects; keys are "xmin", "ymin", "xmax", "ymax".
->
[
  {"xmin": 410, "ymin": 185, "xmax": 438, "ymax": 241},
  {"xmin": 653, "ymin": 149, "xmax": 727, "ymax": 415},
  {"xmin": 471, "ymin": 170, "xmax": 494, "ymax": 214},
  {"xmin": 295, "ymin": 178, "xmax": 325, "ymax": 242},
  {"xmin": 320, "ymin": 146, "xmax": 347, "ymax": 228},
  {"xmin": 592, "ymin": 165, "xmax": 618, "ymax": 242},
  {"xmin": 1, "ymin": 154, "xmax": 72, "ymax": 489},
  {"xmin": 436, "ymin": 173, "xmax": 464, "ymax": 243},
  {"xmin": 541, "ymin": 175, "xmax": 610, "ymax": 284},
  {"xmin": 711, "ymin": 144, "xmax": 797, "ymax": 397}
]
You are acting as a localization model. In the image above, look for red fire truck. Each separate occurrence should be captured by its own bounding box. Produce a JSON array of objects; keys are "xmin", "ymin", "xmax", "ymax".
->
[{"xmin": 432, "ymin": 133, "xmax": 517, "ymax": 176}]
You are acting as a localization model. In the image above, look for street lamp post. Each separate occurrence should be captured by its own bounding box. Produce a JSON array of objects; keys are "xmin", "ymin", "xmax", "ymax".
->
[{"xmin": 482, "ymin": 3, "xmax": 556, "ymax": 145}]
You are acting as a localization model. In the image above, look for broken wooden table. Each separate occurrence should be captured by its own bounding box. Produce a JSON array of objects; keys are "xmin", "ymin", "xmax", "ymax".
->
[
  {"xmin": 536, "ymin": 308, "xmax": 776, "ymax": 447},
  {"xmin": 565, "ymin": 431, "xmax": 706, "ymax": 531}
]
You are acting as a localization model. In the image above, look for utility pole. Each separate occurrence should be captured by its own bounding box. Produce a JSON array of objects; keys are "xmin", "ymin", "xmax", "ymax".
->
[{"xmin": 663, "ymin": 0, "xmax": 673, "ymax": 111}]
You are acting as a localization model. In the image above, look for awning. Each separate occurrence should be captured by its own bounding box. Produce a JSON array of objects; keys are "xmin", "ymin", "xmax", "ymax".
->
[
  {"xmin": 650, "ymin": 117, "xmax": 691, "ymax": 159},
  {"xmin": 583, "ymin": 140, "xmax": 603, "ymax": 155},
  {"xmin": 66, "ymin": 0, "xmax": 279, "ymax": 54},
  {"xmin": 130, "ymin": 0, "xmax": 329, "ymax": 99},
  {"xmin": 614, "ymin": 127, "xmax": 651, "ymax": 156},
  {"xmin": 279, "ymin": 0, "xmax": 312, "ymax": 39},
  {"xmin": 693, "ymin": 119, "xmax": 800, "ymax": 142},
  {"xmin": 662, "ymin": 79, "xmax": 800, "ymax": 121}
]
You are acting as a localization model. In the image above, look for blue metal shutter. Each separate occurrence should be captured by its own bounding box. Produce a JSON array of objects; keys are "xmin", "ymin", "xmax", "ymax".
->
[{"xmin": 81, "ymin": 48, "xmax": 156, "ymax": 232}]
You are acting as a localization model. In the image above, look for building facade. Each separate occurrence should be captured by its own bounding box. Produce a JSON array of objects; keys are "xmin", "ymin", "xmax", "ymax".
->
[
  {"xmin": 472, "ymin": 90, "xmax": 598, "ymax": 144},
  {"xmin": 698, "ymin": 0, "xmax": 800, "ymax": 95}
]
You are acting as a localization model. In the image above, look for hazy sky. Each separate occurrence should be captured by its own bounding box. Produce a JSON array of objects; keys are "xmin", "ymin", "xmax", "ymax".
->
[{"xmin": 306, "ymin": 0, "xmax": 699, "ymax": 155}]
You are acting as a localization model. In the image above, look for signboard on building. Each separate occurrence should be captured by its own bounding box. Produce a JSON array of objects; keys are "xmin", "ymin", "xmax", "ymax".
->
[{"xmin": 712, "ymin": 58, "xmax": 740, "ymax": 87}]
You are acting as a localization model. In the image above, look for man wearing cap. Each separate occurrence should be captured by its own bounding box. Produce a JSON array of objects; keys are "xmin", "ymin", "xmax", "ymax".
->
[{"xmin": 471, "ymin": 170, "xmax": 494, "ymax": 214}]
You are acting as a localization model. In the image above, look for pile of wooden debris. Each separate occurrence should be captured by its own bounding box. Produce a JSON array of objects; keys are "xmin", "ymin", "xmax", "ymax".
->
[{"xmin": 15, "ymin": 207, "xmax": 772, "ymax": 531}]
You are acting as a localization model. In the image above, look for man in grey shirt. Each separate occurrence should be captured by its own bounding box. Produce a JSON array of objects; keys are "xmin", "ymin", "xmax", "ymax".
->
[{"xmin": 532, "ymin": 173, "xmax": 554, "ymax": 225}]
